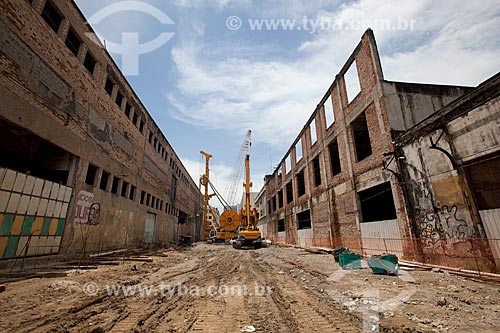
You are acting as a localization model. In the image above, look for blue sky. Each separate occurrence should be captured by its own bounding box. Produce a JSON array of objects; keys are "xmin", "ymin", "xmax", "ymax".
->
[{"xmin": 75, "ymin": 0, "xmax": 500, "ymax": 209}]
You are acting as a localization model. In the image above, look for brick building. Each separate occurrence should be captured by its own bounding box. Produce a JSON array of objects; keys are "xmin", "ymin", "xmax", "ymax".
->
[
  {"xmin": 259, "ymin": 29, "xmax": 473, "ymax": 255},
  {"xmin": 0, "ymin": 0, "xmax": 202, "ymax": 259}
]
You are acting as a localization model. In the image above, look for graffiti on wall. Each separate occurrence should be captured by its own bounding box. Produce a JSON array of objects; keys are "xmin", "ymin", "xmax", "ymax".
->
[
  {"xmin": 417, "ymin": 205, "xmax": 469, "ymax": 240},
  {"xmin": 406, "ymin": 160, "xmax": 474, "ymax": 255},
  {"xmin": 75, "ymin": 190, "xmax": 100, "ymax": 225},
  {"xmin": 88, "ymin": 203, "xmax": 101, "ymax": 225}
]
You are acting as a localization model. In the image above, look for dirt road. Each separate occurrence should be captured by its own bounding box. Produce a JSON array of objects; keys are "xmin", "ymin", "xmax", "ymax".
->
[{"xmin": 0, "ymin": 244, "xmax": 499, "ymax": 332}]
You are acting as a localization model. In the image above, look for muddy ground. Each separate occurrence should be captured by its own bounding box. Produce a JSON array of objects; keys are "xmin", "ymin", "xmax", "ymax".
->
[{"xmin": 0, "ymin": 243, "xmax": 499, "ymax": 332}]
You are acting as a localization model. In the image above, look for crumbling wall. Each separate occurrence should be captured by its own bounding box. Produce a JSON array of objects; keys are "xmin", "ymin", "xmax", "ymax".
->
[
  {"xmin": 400, "ymin": 92, "xmax": 500, "ymax": 269},
  {"xmin": 402, "ymin": 134, "xmax": 476, "ymax": 265}
]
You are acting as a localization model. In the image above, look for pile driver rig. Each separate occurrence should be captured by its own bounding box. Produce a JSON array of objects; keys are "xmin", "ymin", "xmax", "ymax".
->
[{"xmin": 199, "ymin": 130, "xmax": 262, "ymax": 248}]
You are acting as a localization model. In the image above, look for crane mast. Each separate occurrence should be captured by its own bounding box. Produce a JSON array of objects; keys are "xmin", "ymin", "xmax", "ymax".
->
[
  {"xmin": 232, "ymin": 152, "xmax": 262, "ymax": 249},
  {"xmin": 244, "ymin": 154, "xmax": 251, "ymax": 227},
  {"xmin": 200, "ymin": 150, "xmax": 213, "ymax": 240},
  {"xmin": 224, "ymin": 130, "xmax": 252, "ymax": 207}
]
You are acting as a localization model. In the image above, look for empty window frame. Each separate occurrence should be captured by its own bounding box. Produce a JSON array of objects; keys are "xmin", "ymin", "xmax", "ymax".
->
[
  {"xmin": 133, "ymin": 113, "xmax": 139, "ymax": 127},
  {"xmin": 269, "ymin": 195, "xmax": 274, "ymax": 212},
  {"xmin": 278, "ymin": 218, "xmax": 285, "ymax": 232},
  {"xmin": 297, "ymin": 210, "xmax": 312, "ymax": 230},
  {"xmin": 171, "ymin": 176, "xmax": 177, "ymax": 202},
  {"xmin": 41, "ymin": 0, "xmax": 62, "ymax": 33},
  {"xmin": 267, "ymin": 200, "xmax": 272, "ymax": 214},
  {"xmin": 296, "ymin": 169, "xmax": 305, "ymax": 197},
  {"xmin": 345, "ymin": 60, "xmax": 361, "ymax": 103},
  {"xmin": 139, "ymin": 120, "xmax": 145, "ymax": 133},
  {"xmin": 324, "ymin": 95, "xmax": 335, "ymax": 128},
  {"xmin": 285, "ymin": 154, "xmax": 291, "ymax": 174},
  {"xmin": 295, "ymin": 138, "xmax": 303, "ymax": 162},
  {"xmin": 129, "ymin": 185, "xmax": 136, "ymax": 201},
  {"xmin": 83, "ymin": 52, "xmax": 96, "ymax": 74},
  {"xmin": 352, "ymin": 112, "xmax": 372, "ymax": 162},
  {"xmin": 278, "ymin": 189, "xmax": 284, "ymax": 208},
  {"xmin": 310, "ymin": 120, "xmax": 317, "ymax": 145},
  {"xmin": 65, "ymin": 27, "xmax": 81, "ymax": 56},
  {"xmin": 124, "ymin": 103, "xmax": 131, "ymax": 118},
  {"xmin": 328, "ymin": 138, "xmax": 342, "ymax": 176},
  {"xmin": 140, "ymin": 190, "xmax": 146, "ymax": 204},
  {"xmin": 359, "ymin": 182, "xmax": 397, "ymax": 222},
  {"xmin": 111, "ymin": 176, "xmax": 120, "ymax": 194},
  {"xmin": 85, "ymin": 164, "xmax": 98, "ymax": 186},
  {"xmin": 312, "ymin": 156, "xmax": 321, "ymax": 187},
  {"xmin": 104, "ymin": 77, "xmax": 114, "ymax": 96},
  {"xmin": 121, "ymin": 181, "xmax": 129, "ymax": 198},
  {"xmin": 466, "ymin": 154, "xmax": 500, "ymax": 210},
  {"xmin": 277, "ymin": 166, "xmax": 282, "ymax": 181},
  {"xmin": 286, "ymin": 181, "xmax": 293, "ymax": 203},
  {"xmin": 115, "ymin": 91, "xmax": 123, "ymax": 108},
  {"xmin": 99, "ymin": 171, "xmax": 110, "ymax": 191}
]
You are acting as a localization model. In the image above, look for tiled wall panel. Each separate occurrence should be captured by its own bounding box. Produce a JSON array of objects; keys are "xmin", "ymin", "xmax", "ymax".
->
[{"xmin": 0, "ymin": 167, "xmax": 72, "ymax": 259}]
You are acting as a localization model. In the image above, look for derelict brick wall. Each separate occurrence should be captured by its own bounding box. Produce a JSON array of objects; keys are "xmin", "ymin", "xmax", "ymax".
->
[{"xmin": 0, "ymin": 0, "xmax": 202, "ymax": 253}]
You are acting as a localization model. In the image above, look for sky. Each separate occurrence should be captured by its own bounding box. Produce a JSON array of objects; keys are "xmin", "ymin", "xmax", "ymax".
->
[{"xmin": 74, "ymin": 0, "xmax": 500, "ymax": 211}]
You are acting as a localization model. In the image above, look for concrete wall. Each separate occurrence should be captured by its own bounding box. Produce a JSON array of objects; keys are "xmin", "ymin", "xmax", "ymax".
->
[
  {"xmin": 398, "ymin": 77, "xmax": 500, "ymax": 269},
  {"xmin": 383, "ymin": 81, "xmax": 473, "ymax": 133},
  {"xmin": 0, "ymin": 0, "xmax": 202, "ymax": 256}
]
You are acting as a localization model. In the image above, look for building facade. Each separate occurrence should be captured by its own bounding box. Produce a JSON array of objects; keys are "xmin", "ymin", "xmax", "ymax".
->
[
  {"xmin": 0, "ymin": 0, "xmax": 202, "ymax": 259},
  {"xmin": 395, "ymin": 73, "xmax": 500, "ymax": 270},
  {"xmin": 260, "ymin": 29, "xmax": 482, "ymax": 261}
]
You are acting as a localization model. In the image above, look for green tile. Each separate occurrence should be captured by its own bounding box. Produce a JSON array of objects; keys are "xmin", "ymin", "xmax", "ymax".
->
[
  {"xmin": 21, "ymin": 216, "xmax": 35, "ymax": 236},
  {"xmin": 1, "ymin": 215, "xmax": 14, "ymax": 236},
  {"xmin": 56, "ymin": 219, "xmax": 65, "ymax": 236},
  {"xmin": 4, "ymin": 236, "xmax": 19, "ymax": 258},
  {"xmin": 41, "ymin": 217, "xmax": 52, "ymax": 236}
]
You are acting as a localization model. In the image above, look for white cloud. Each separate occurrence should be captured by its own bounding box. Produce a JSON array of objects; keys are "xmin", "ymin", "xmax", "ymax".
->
[
  {"xmin": 169, "ymin": 0, "xmax": 500, "ymax": 153},
  {"xmin": 168, "ymin": 42, "xmax": 329, "ymax": 146},
  {"xmin": 172, "ymin": 0, "xmax": 251, "ymax": 10}
]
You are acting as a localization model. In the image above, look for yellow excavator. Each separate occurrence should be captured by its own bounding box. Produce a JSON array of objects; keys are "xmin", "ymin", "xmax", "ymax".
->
[{"xmin": 232, "ymin": 154, "xmax": 262, "ymax": 249}]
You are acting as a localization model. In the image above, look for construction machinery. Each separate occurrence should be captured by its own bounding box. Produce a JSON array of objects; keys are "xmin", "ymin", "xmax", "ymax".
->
[
  {"xmin": 200, "ymin": 130, "xmax": 261, "ymax": 248},
  {"xmin": 208, "ymin": 209, "xmax": 240, "ymax": 244},
  {"xmin": 224, "ymin": 130, "xmax": 252, "ymax": 207},
  {"xmin": 200, "ymin": 151, "xmax": 215, "ymax": 240},
  {"xmin": 200, "ymin": 151, "xmax": 241, "ymax": 243},
  {"xmin": 232, "ymin": 154, "xmax": 262, "ymax": 249}
]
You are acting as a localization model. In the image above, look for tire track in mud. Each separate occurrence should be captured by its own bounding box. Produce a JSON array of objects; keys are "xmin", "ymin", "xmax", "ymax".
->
[
  {"xmin": 249, "ymin": 251, "xmax": 362, "ymax": 332},
  {"xmin": 8, "ymin": 246, "xmax": 361, "ymax": 332},
  {"xmin": 146, "ymin": 250, "xmax": 249, "ymax": 332},
  {"xmin": 152, "ymin": 247, "xmax": 362, "ymax": 333},
  {"xmin": 8, "ymin": 253, "xmax": 206, "ymax": 332}
]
